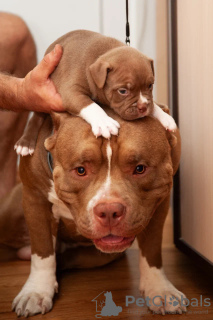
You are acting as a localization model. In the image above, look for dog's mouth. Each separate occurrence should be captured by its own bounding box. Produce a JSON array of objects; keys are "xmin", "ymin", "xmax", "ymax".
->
[{"xmin": 93, "ymin": 234, "xmax": 135, "ymax": 253}]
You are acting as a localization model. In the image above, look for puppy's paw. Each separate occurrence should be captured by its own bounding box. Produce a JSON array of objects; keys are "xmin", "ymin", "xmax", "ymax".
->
[
  {"xmin": 91, "ymin": 116, "xmax": 120, "ymax": 139},
  {"xmin": 14, "ymin": 145, "xmax": 34, "ymax": 156},
  {"xmin": 15, "ymin": 136, "xmax": 35, "ymax": 156},
  {"xmin": 158, "ymin": 112, "xmax": 177, "ymax": 132},
  {"xmin": 153, "ymin": 103, "xmax": 177, "ymax": 131},
  {"xmin": 80, "ymin": 103, "xmax": 120, "ymax": 139}
]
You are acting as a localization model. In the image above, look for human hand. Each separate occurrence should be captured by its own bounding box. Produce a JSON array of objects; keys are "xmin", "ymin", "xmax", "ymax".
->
[{"xmin": 18, "ymin": 44, "xmax": 65, "ymax": 113}]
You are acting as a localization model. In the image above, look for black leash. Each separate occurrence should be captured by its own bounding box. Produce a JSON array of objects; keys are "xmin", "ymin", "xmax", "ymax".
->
[
  {"xmin": 125, "ymin": 0, "xmax": 130, "ymax": 45},
  {"xmin": 47, "ymin": 151, "xmax": 53, "ymax": 174}
]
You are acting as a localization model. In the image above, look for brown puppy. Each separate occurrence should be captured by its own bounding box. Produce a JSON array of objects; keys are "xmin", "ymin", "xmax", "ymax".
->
[
  {"xmin": 10, "ymin": 107, "xmax": 186, "ymax": 317},
  {"xmin": 15, "ymin": 30, "xmax": 176, "ymax": 156}
]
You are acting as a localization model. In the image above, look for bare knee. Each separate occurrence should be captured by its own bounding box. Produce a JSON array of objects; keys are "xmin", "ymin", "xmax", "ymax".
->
[{"xmin": 0, "ymin": 12, "xmax": 37, "ymax": 75}]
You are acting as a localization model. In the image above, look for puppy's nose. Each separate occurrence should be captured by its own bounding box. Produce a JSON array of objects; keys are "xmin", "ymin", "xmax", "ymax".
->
[
  {"xmin": 137, "ymin": 102, "xmax": 148, "ymax": 114},
  {"xmin": 94, "ymin": 202, "xmax": 125, "ymax": 227}
]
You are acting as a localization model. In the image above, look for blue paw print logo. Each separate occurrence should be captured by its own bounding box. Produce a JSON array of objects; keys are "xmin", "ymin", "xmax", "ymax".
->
[{"xmin": 169, "ymin": 296, "xmax": 179, "ymax": 307}]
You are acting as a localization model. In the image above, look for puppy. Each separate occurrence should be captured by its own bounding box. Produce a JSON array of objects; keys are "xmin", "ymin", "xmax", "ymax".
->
[{"xmin": 15, "ymin": 30, "xmax": 176, "ymax": 156}]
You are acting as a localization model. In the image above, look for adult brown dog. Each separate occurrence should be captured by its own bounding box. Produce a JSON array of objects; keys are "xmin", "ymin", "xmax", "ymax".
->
[
  {"xmin": 10, "ymin": 106, "xmax": 186, "ymax": 317},
  {"xmin": 15, "ymin": 30, "xmax": 176, "ymax": 156}
]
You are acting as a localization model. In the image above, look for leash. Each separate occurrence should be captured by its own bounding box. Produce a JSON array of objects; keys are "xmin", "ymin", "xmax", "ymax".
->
[
  {"xmin": 47, "ymin": 151, "xmax": 53, "ymax": 174},
  {"xmin": 125, "ymin": 0, "xmax": 130, "ymax": 45}
]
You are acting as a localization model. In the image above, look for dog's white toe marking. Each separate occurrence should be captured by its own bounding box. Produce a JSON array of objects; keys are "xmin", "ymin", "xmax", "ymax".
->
[
  {"xmin": 139, "ymin": 255, "xmax": 187, "ymax": 314},
  {"xmin": 12, "ymin": 254, "xmax": 57, "ymax": 317},
  {"xmin": 153, "ymin": 103, "xmax": 177, "ymax": 131},
  {"xmin": 80, "ymin": 103, "xmax": 120, "ymax": 139}
]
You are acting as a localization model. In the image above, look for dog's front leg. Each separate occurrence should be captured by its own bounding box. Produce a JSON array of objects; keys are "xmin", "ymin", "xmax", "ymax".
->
[
  {"xmin": 12, "ymin": 187, "xmax": 58, "ymax": 317},
  {"xmin": 137, "ymin": 196, "xmax": 187, "ymax": 315}
]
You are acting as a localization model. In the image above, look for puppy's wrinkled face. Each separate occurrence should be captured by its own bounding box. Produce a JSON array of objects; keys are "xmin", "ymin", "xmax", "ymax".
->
[
  {"xmin": 45, "ymin": 110, "xmax": 174, "ymax": 253},
  {"xmin": 89, "ymin": 47, "xmax": 154, "ymax": 120}
]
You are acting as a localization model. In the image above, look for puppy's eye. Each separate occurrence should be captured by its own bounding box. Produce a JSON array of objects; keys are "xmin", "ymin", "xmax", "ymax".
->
[
  {"xmin": 148, "ymin": 83, "xmax": 153, "ymax": 90},
  {"xmin": 76, "ymin": 167, "xmax": 86, "ymax": 176},
  {"xmin": 134, "ymin": 165, "xmax": 146, "ymax": 175},
  {"xmin": 118, "ymin": 88, "xmax": 129, "ymax": 95}
]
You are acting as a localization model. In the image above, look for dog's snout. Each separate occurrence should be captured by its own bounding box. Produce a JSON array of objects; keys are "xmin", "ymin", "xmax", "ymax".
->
[{"xmin": 94, "ymin": 202, "xmax": 125, "ymax": 227}]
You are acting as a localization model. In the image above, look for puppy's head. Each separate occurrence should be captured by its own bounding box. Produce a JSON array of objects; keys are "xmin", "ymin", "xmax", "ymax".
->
[
  {"xmin": 45, "ymin": 108, "xmax": 179, "ymax": 253},
  {"xmin": 89, "ymin": 47, "xmax": 154, "ymax": 120}
]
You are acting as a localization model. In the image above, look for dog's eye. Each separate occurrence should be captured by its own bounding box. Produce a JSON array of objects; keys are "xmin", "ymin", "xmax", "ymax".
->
[
  {"xmin": 76, "ymin": 167, "xmax": 86, "ymax": 176},
  {"xmin": 148, "ymin": 83, "xmax": 153, "ymax": 90},
  {"xmin": 118, "ymin": 88, "xmax": 129, "ymax": 95},
  {"xmin": 134, "ymin": 165, "xmax": 146, "ymax": 175}
]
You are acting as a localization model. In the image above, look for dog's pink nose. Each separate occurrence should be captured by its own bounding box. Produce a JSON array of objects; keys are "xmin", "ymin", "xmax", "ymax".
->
[{"xmin": 94, "ymin": 202, "xmax": 125, "ymax": 227}]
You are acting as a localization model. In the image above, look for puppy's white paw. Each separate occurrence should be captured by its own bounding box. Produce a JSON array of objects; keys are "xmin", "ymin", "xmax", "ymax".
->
[
  {"xmin": 91, "ymin": 116, "xmax": 120, "ymax": 139},
  {"xmin": 153, "ymin": 103, "xmax": 177, "ymax": 131},
  {"xmin": 80, "ymin": 103, "xmax": 120, "ymax": 139},
  {"xmin": 158, "ymin": 112, "xmax": 177, "ymax": 131},
  {"xmin": 14, "ymin": 145, "xmax": 34, "ymax": 156}
]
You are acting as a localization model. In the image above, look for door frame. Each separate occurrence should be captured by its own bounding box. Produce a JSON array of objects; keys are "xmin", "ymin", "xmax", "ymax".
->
[{"xmin": 168, "ymin": 0, "xmax": 213, "ymax": 278}]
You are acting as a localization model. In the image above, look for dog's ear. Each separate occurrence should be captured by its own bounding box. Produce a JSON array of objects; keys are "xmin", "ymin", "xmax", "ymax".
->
[
  {"xmin": 89, "ymin": 59, "xmax": 111, "ymax": 88},
  {"xmin": 149, "ymin": 59, "xmax": 155, "ymax": 77},
  {"xmin": 44, "ymin": 112, "xmax": 62, "ymax": 151}
]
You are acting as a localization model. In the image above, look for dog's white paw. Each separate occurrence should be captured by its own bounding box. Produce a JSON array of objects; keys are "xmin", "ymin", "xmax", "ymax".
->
[
  {"xmin": 14, "ymin": 144, "xmax": 34, "ymax": 156},
  {"xmin": 80, "ymin": 103, "xmax": 120, "ymax": 139},
  {"xmin": 12, "ymin": 254, "xmax": 57, "ymax": 317},
  {"xmin": 139, "ymin": 256, "xmax": 187, "ymax": 315},
  {"xmin": 141, "ymin": 286, "xmax": 187, "ymax": 315},
  {"xmin": 12, "ymin": 291, "xmax": 53, "ymax": 317},
  {"xmin": 153, "ymin": 103, "xmax": 177, "ymax": 131},
  {"xmin": 12, "ymin": 277, "xmax": 58, "ymax": 317}
]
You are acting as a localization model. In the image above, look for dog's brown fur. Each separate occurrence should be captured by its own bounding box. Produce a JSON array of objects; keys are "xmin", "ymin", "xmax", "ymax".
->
[{"xmin": 0, "ymin": 12, "xmax": 37, "ymax": 198}]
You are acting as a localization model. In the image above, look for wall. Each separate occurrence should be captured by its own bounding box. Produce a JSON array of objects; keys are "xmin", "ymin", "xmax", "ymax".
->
[
  {"xmin": 0, "ymin": 0, "xmax": 156, "ymax": 89},
  {"xmin": 0, "ymin": 0, "xmax": 100, "ymax": 62},
  {"xmin": 177, "ymin": 0, "xmax": 213, "ymax": 263}
]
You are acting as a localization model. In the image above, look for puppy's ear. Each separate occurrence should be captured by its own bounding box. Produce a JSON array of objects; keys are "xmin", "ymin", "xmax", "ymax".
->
[
  {"xmin": 150, "ymin": 59, "xmax": 155, "ymax": 77},
  {"xmin": 89, "ymin": 59, "xmax": 111, "ymax": 88},
  {"xmin": 44, "ymin": 112, "xmax": 62, "ymax": 151}
]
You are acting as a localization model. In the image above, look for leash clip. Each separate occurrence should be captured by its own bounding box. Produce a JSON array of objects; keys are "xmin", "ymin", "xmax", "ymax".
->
[{"xmin": 125, "ymin": 37, "xmax": 130, "ymax": 46}]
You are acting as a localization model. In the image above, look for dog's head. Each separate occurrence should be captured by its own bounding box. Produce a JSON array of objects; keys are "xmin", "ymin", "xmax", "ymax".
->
[
  {"xmin": 89, "ymin": 47, "xmax": 154, "ymax": 120},
  {"xmin": 45, "ymin": 108, "xmax": 180, "ymax": 253}
]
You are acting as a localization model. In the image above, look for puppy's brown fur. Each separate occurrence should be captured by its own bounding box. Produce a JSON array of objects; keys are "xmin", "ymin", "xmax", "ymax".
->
[{"xmin": 48, "ymin": 30, "xmax": 154, "ymax": 119}]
